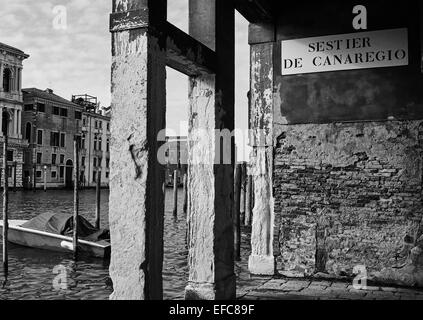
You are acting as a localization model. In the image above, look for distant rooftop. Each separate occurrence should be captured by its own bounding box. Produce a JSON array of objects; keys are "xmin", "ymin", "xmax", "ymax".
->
[
  {"xmin": 22, "ymin": 88, "xmax": 80, "ymax": 108},
  {"xmin": 0, "ymin": 42, "xmax": 29, "ymax": 59},
  {"xmin": 72, "ymin": 94, "xmax": 98, "ymax": 112}
]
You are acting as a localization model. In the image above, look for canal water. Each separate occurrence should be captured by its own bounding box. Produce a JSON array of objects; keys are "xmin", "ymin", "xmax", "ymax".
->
[{"xmin": 0, "ymin": 189, "xmax": 252, "ymax": 300}]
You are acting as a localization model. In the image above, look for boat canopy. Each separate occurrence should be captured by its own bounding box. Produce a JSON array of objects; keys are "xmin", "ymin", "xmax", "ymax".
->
[{"xmin": 22, "ymin": 212, "xmax": 110, "ymax": 241}]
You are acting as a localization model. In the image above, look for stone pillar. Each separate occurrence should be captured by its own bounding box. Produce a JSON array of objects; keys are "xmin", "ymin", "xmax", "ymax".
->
[
  {"xmin": 248, "ymin": 41, "xmax": 276, "ymax": 276},
  {"xmin": 17, "ymin": 110, "xmax": 22, "ymax": 138},
  {"xmin": 13, "ymin": 109, "xmax": 18, "ymax": 138},
  {"xmin": 10, "ymin": 67, "xmax": 14, "ymax": 92},
  {"xmin": 108, "ymin": 0, "xmax": 167, "ymax": 300},
  {"xmin": 18, "ymin": 68, "xmax": 22, "ymax": 93},
  {"xmin": 185, "ymin": 0, "xmax": 236, "ymax": 300}
]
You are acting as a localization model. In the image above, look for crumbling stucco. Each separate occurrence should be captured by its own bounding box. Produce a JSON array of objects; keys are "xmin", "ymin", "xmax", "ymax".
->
[
  {"xmin": 273, "ymin": 121, "xmax": 423, "ymax": 286},
  {"xmin": 109, "ymin": 30, "xmax": 166, "ymax": 300}
]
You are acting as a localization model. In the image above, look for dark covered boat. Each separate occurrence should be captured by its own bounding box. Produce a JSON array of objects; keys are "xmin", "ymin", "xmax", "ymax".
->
[{"xmin": 0, "ymin": 212, "xmax": 111, "ymax": 259}]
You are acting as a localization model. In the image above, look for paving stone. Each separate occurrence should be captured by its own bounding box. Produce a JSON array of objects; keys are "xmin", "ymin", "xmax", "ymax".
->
[
  {"xmin": 239, "ymin": 279, "xmax": 423, "ymax": 300},
  {"xmin": 308, "ymin": 284, "xmax": 329, "ymax": 291},
  {"xmin": 399, "ymin": 295, "xmax": 423, "ymax": 300},
  {"xmin": 330, "ymin": 282, "xmax": 349, "ymax": 289},
  {"xmin": 299, "ymin": 288, "xmax": 337, "ymax": 299},
  {"xmin": 259, "ymin": 280, "xmax": 285, "ymax": 290},
  {"xmin": 348, "ymin": 289, "xmax": 368, "ymax": 296},
  {"xmin": 337, "ymin": 292, "xmax": 368, "ymax": 300},
  {"xmin": 310, "ymin": 281, "xmax": 331, "ymax": 287},
  {"xmin": 280, "ymin": 280, "xmax": 310, "ymax": 292},
  {"xmin": 364, "ymin": 291, "xmax": 397, "ymax": 300},
  {"xmin": 380, "ymin": 287, "xmax": 399, "ymax": 292},
  {"xmin": 393, "ymin": 288, "xmax": 420, "ymax": 295}
]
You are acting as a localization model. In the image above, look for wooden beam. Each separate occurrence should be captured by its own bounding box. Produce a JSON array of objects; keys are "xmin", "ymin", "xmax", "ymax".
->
[
  {"xmin": 248, "ymin": 22, "xmax": 275, "ymax": 45},
  {"xmin": 165, "ymin": 22, "xmax": 217, "ymax": 76},
  {"xmin": 235, "ymin": 0, "xmax": 274, "ymax": 23},
  {"xmin": 111, "ymin": 11, "xmax": 217, "ymax": 76}
]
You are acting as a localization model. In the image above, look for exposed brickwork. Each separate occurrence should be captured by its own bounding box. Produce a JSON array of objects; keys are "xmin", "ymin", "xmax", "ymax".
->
[{"xmin": 273, "ymin": 121, "xmax": 423, "ymax": 283}]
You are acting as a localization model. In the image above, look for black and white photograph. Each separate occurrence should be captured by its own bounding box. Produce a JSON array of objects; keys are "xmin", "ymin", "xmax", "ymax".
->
[{"xmin": 0, "ymin": 0, "xmax": 423, "ymax": 314}]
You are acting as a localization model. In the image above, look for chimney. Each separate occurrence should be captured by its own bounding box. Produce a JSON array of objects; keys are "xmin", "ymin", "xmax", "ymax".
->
[{"xmin": 45, "ymin": 88, "xmax": 53, "ymax": 94}]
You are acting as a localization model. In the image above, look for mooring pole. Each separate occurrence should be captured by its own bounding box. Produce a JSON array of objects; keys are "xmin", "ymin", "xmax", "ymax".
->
[
  {"xmin": 43, "ymin": 166, "xmax": 47, "ymax": 192},
  {"xmin": 13, "ymin": 162, "xmax": 16, "ymax": 193},
  {"xmin": 245, "ymin": 173, "xmax": 253, "ymax": 226},
  {"xmin": 2, "ymin": 135, "xmax": 9, "ymax": 280},
  {"xmin": 95, "ymin": 168, "xmax": 101, "ymax": 229},
  {"xmin": 73, "ymin": 138, "xmax": 79, "ymax": 259},
  {"xmin": 183, "ymin": 173, "xmax": 188, "ymax": 214},
  {"xmin": 33, "ymin": 164, "xmax": 36, "ymax": 193},
  {"xmin": 240, "ymin": 162, "xmax": 247, "ymax": 225},
  {"xmin": 173, "ymin": 170, "xmax": 178, "ymax": 217},
  {"xmin": 234, "ymin": 163, "xmax": 242, "ymax": 261}
]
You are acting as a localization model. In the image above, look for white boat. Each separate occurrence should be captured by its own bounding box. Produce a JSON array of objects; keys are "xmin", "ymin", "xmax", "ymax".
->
[{"xmin": 0, "ymin": 213, "xmax": 111, "ymax": 259}]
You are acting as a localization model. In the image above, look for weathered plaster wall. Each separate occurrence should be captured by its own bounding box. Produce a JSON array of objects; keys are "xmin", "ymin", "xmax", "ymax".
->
[
  {"xmin": 266, "ymin": 0, "xmax": 423, "ymax": 286},
  {"xmin": 274, "ymin": 121, "xmax": 423, "ymax": 283},
  {"xmin": 273, "ymin": 0, "xmax": 423, "ymax": 124}
]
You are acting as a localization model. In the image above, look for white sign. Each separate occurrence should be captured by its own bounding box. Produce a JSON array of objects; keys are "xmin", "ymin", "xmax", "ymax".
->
[{"xmin": 281, "ymin": 28, "xmax": 409, "ymax": 75}]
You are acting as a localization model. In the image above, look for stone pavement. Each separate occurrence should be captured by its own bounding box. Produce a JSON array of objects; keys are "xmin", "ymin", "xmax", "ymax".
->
[{"xmin": 237, "ymin": 278, "xmax": 423, "ymax": 300}]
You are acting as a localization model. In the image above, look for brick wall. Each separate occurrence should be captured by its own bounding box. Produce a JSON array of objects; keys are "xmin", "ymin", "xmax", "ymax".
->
[{"xmin": 273, "ymin": 120, "xmax": 423, "ymax": 279}]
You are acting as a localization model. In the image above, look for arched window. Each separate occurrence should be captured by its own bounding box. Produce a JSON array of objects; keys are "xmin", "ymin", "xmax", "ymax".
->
[
  {"xmin": 25, "ymin": 122, "xmax": 32, "ymax": 142},
  {"xmin": 3, "ymin": 68, "xmax": 11, "ymax": 92}
]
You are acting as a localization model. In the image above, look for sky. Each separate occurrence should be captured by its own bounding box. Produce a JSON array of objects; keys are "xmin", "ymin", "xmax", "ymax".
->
[{"xmin": 0, "ymin": 0, "xmax": 251, "ymax": 160}]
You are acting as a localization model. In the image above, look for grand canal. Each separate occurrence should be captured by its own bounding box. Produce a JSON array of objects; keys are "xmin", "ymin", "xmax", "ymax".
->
[{"xmin": 0, "ymin": 189, "xmax": 252, "ymax": 300}]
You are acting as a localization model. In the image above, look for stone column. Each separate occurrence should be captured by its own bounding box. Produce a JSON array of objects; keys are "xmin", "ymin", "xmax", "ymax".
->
[
  {"xmin": 10, "ymin": 67, "xmax": 15, "ymax": 92},
  {"xmin": 108, "ymin": 0, "xmax": 167, "ymax": 300},
  {"xmin": 185, "ymin": 0, "xmax": 236, "ymax": 300},
  {"xmin": 13, "ymin": 109, "xmax": 18, "ymax": 138},
  {"xmin": 18, "ymin": 68, "xmax": 22, "ymax": 92},
  {"xmin": 248, "ymin": 41, "xmax": 276, "ymax": 276},
  {"xmin": 17, "ymin": 110, "xmax": 22, "ymax": 138}
]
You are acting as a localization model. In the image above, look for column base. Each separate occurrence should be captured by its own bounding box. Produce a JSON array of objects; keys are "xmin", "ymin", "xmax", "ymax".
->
[
  {"xmin": 248, "ymin": 254, "xmax": 276, "ymax": 276},
  {"xmin": 185, "ymin": 275, "xmax": 236, "ymax": 300}
]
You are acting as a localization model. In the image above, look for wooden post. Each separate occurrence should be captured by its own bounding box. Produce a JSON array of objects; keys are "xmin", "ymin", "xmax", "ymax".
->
[
  {"xmin": 234, "ymin": 163, "xmax": 242, "ymax": 262},
  {"xmin": 73, "ymin": 138, "xmax": 79, "ymax": 259},
  {"xmin": 245, "ymin": 173, "xmax": 253, "ymax": 226},
  {"xmin": 33, "ymin": 164, "xmax": 36, "ymax": 192},
  {"xmin": 13, "ymin": 162, "xmax": 16, "ymax": 193},
  {"xmin": 95, "ymin": 168, "xmax": 101, "ymax": 229},
  {"xmin": 240, "ymin": 162, "xmax": 247, "ymax": 225},
  {"xmin": 173, "ymin": 170, "xmax": 178, "ymax": 217},
  {"xmin": 183, "ymin": 173, "xmax": 188, "ymax": 214},
  {"xmin": 2, "ymin": 136, "xmax": 8, "ymax": 279},
  {"xmin": 43, "ymin": 166, "xmax": 47, "ymax": 192}
]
